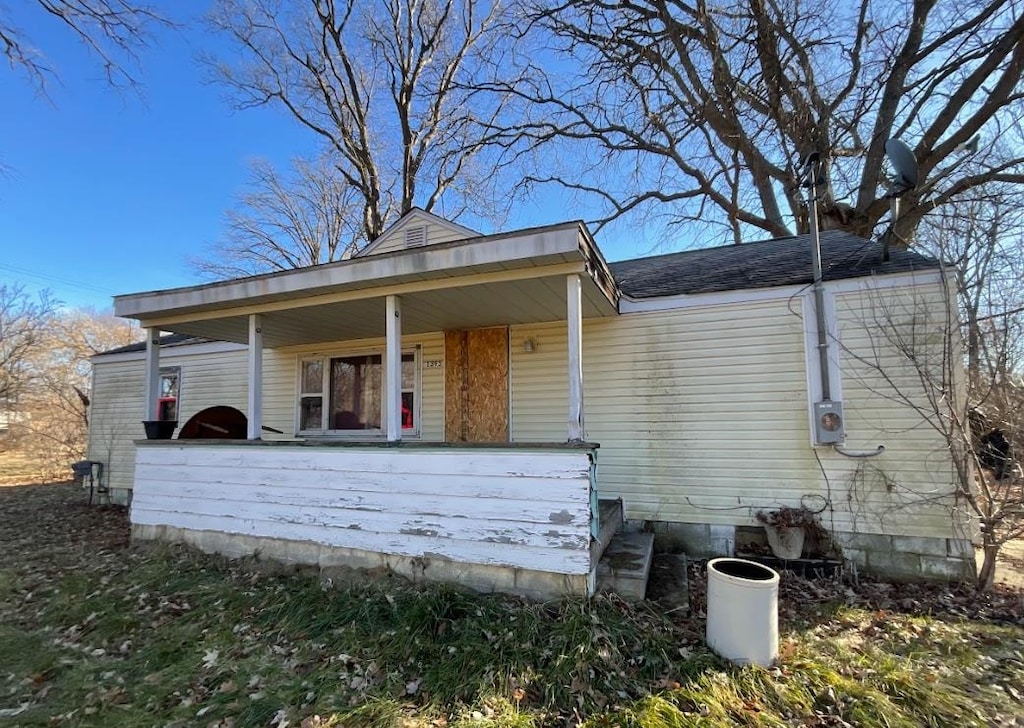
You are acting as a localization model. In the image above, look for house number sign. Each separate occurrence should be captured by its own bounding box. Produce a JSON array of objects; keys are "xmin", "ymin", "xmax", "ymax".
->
[{"xmin": 424, "ymin": 359, "xmax": 443, "ymax": 368}]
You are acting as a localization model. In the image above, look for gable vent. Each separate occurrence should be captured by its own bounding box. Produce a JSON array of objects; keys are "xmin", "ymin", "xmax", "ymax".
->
[{"xmin": 404, "ymin": 225, "xmax": 428, "ymax": 248}]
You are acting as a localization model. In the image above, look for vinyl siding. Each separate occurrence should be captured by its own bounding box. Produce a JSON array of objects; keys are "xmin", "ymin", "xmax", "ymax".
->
[
  {"xmin": 826, "ymin": 281, "xmax": 962, "ymax": 537},
  {"xmin": 91, "ymin": 277, "xmax": 961, "ymax": 542},
  {"xmin": 88, "ymin": 335, "xmax": 445, "ymax": 495},
  {"xmin": 361, "ymin": 216, "xmax": 471, "ymax": 256},
  {"xmin": 87, "ymin": 347, "xmax": 248, "ymax": 496},
  {"xmin": 510, "ymin": 281, "xmax": 960, "ymax": 540}
]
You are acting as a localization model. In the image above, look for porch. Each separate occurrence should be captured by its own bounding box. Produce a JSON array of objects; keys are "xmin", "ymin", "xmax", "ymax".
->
[
  {"xmin": 115, "ymin": 219, "xmax": 652, "ymax": 598},
  {"xmin": 130, "ymin": 439, "xmax": 624, "ymax": 598}
]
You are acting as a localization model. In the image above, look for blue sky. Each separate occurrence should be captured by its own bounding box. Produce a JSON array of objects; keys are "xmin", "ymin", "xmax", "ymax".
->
[{"xmin": 0, "ymin": 3, "xmax": 633, "ymax": 311}]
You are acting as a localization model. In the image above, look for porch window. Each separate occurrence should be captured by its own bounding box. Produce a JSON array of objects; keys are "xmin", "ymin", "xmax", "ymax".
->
[
  {"xmin": 158, "ymin": 367, "xmax": 180, "ymax": 421},
  {"xmin": 298, "ymin": 350, "xmax": 418, "ymax": 434}
]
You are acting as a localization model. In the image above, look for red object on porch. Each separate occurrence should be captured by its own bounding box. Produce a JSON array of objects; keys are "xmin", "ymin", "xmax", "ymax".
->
[{"xmin": 177, "ymin": 406, "xmax": 248, "ymax": 439}]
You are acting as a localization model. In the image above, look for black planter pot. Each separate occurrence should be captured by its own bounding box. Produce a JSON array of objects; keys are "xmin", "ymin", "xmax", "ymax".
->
[{"xmin": 143, "ymin": 420, "xmax": 178, "ymax": 440}]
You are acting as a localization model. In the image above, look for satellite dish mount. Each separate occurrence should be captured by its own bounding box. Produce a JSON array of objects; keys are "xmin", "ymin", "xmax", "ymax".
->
[{"xmin": 882, "ymin": 138, "xmax": 919, "ymax": 261}]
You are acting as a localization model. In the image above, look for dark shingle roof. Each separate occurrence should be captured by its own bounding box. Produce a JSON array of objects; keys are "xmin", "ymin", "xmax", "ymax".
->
[
  {"xmin": 98, "ymin": 333, "xmax": 215, "ymax": 356},
  {"xmin": 609, "ymin": 230, "xmax": 940, "ymax": 299}
]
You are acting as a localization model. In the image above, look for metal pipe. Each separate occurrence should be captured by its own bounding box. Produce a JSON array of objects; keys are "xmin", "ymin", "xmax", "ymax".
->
[
  {"xmin": 883, "ymin": 196, "xmax": 899, "ymax": 262},
  {"xmin": 806, "ymin": 155, "xmax": 831, "ymax": 402}
]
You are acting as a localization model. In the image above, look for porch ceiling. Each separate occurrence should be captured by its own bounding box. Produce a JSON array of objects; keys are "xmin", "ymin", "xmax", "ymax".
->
[
  {"xmin": 150, "ymin": 273, "xmax": 615, "ymax": 347},
  {"xmin": 115, "ymin": 221, "xmax": 620, "ymax": 347}
]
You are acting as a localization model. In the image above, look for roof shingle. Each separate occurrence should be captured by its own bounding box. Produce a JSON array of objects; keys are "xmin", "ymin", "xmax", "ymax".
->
[{"xmin": 609, "ymin": 230, "xmax": 940, "ymax": 298}]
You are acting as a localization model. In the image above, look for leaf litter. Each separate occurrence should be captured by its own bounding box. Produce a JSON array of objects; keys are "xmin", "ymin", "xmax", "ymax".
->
[{"xmin": 0, "ymin": 481, "xmax": 1021, "ymax": 727}]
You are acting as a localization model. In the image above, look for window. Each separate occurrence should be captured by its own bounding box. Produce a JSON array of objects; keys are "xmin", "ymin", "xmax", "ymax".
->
[
  {"xmin": 158, "ymin": 367, "xmax": 180, "ymax": 422},
  {"xmin": 298, "ymin": 350, "xmax": 418, "ymax": 434}
]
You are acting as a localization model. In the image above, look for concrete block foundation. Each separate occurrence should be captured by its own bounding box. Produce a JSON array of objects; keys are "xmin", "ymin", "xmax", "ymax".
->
[
  {"xmin": 646, "ymin": 520, "xmax": 976, "ymax": 584},
  {"xmin": 131, "ymin": 524, "xmax": 588, "ymax": 601}
]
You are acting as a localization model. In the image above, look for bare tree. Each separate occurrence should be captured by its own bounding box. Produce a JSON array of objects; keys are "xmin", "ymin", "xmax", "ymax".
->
[
  {"xmin": 1, "ymin": 1, "xmax": 170, "ymax": 91},
  {"xmin": 0, "ymin": 285, "xmax": 57, "ymax": 413},
  {"xmin": 496, "ymin": 0, "xmax": 1024, "ymax": 244},
  {"xmin": 842, "ymin": 195, "xmax": 1024, "ymax": 590},
  {"xmin": 2, "ymin": 301, "xmax": 140, "ymax": 477},
  {"xmin": 192, "ymin": 157, "xmax": 367, "ymax": 279},
  {"xmin": 919, "ymin": 190, "xmax": 1024, "ymax": 390},
  {"xmin": 206, "ymin": 0, "xmax": 522, "ymax": 246}
]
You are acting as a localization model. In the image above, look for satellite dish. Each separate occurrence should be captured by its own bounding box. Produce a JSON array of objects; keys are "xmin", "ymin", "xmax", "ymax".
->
[{"xmin": 885, "ymin": 138, "xmax": 918, "ymax": 195}]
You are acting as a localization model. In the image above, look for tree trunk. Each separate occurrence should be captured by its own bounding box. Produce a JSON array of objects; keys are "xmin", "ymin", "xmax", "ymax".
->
[{"xmin": 976, "ymin": 539, "xmax": 999, "ymax": 591}]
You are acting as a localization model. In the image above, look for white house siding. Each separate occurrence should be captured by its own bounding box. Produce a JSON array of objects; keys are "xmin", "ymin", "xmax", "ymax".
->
[
  {"xmin": 361, "ymin": 215, "xmax": 473, "ymax": 257},
  {"xmin": 826, "ymin": 281, "xmax": 965, "ymax": 539},
  {"xmin": 509, "ymin": 326, "xmax": 570, "ymax": 441},
  {"xmin": 509, "ymin": 280, "xmax": 962, "ymax": 545},
  {"xmin": 88, "ymin": 346, "xmax": 247, "ymax": 502},
  {"xmin": 130, "ymin": 444, "xmax": 594, "ymax": 597},
  {"xmin": 260, "ymin": 332, "xmax": 446, "ymax": 440}
]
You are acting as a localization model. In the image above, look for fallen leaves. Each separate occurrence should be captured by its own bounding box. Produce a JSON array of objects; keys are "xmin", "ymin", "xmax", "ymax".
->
[{"xmin": 1, "ymin": 483, "xmax": 1022, "ymax": 728}]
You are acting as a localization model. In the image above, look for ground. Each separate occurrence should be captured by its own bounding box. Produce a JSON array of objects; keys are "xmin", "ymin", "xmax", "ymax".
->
[
  {"xmin": 1, "ymin": 482, "xmax": 1022, "ymax": 727},
  {"xmin": 998, "ymin": 539, "xmax": 1024, "ymax": 589}
]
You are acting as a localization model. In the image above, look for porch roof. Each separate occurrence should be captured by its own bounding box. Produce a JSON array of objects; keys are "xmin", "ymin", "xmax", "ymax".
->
[{"xmin": 113, "ymin": 221, "xmax": 619, "ymax": 347}]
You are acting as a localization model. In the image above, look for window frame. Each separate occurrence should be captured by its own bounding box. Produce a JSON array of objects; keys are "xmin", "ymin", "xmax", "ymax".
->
[
  {"xmin": 295, "ymin": 345, "xmax": 421, "ymax": 438},
  {"xmin": 158, "ymin": 366, "xmax": 181, "ymax": 422}
]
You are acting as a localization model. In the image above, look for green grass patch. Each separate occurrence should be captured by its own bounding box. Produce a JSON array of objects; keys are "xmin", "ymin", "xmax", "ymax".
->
[{"xmin": 1, "ymin": 540, "xmax": 1021, "ymax": 727}]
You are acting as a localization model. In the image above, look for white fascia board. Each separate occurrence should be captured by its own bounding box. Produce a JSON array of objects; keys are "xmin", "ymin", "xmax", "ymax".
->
[
  {"xmin": 91, "ymin": 340, "xmax": 247, "ymax": 364},
  {"xmin": 618, "ymin": 269, "xmax": 944, "ymax": 314},
  {"xmin": 114, "ymin": 223, "xmax": 582, "ymax": 320}
]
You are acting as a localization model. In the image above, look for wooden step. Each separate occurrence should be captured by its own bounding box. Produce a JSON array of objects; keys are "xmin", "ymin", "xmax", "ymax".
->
[
  {"xmin": 596, "ymin": 531, "xmax": 655, "ymax": 600},
  {"xmin": 590, "ymin": 498, "xmax": 623, "ymax": 564}
]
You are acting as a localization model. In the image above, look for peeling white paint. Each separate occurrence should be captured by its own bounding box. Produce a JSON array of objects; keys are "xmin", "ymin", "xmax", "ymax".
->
[{"xmin": 131, "ymin": 445, "xmax": 595, "ymax": 575}]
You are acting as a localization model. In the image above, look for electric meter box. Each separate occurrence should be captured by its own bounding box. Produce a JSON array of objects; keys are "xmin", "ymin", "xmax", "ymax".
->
[{"xmin": 812, "ymin": 400, "xmax": 845, "ymax": 445}]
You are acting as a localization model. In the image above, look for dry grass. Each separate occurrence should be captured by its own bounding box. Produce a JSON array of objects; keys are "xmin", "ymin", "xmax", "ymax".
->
[{"xmin": 1, "ymin": 483, "xmax": 1022, "ymax": 727}]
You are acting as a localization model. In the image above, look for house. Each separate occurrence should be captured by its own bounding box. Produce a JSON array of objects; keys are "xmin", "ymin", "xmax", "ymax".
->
[{"xmin": 88, "ymin": 209, "xmax": 976, "ymax": 598}]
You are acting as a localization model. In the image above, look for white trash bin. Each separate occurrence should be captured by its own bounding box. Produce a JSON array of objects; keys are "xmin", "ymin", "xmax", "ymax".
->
[{"xmin": 705, "ymin": 557, "xmax": 779, "ymax": 666}]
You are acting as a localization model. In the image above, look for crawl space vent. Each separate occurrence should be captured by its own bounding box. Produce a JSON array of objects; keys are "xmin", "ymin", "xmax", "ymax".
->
[{"xmin": 404, "ymin": 225, "xmax": 428, "ymax": 248}]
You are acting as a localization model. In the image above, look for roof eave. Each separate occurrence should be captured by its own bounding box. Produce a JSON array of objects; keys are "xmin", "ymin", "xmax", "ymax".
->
[{"xmin": 114, "ymin": 221, "xmax": 588, "ymax": 321}]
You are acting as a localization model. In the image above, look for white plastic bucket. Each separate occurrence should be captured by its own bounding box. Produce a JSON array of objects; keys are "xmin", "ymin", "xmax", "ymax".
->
[{"xmin": 705, "ymin": 557, "xmax": 780, "ymax": 666}]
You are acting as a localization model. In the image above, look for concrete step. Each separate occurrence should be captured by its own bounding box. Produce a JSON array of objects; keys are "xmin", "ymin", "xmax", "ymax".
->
[
  {"xmin": 596, "ymin": 531, "xmax": 655, "ymax": 600},
  {"xmin": 590, "ymin": 498, "xmax": 623, "ymax": 563}
]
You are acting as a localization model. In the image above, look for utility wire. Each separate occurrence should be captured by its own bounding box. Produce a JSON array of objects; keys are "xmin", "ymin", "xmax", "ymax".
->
[{"xmin": 0, "ymin": 262, "xmax": 115, "ymax": 297}]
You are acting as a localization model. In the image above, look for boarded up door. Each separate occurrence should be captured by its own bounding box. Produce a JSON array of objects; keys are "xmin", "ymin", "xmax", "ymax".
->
[{"xmin": 445, "ymin": 327, "xmax": 509, "ymax": 442}]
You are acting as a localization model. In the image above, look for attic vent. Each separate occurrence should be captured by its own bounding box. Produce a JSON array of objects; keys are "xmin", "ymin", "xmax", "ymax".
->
[{"xmin": 404, "ymin": 225, "xmax": 428, "ymax": 248}]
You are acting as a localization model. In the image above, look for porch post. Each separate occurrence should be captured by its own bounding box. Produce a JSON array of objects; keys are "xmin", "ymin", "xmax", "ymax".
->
[
  {"xmin": 143, "ymin": 327, "xmax": 161, "ymax": 421},
  {"xmin": 567, "ymin": 274, "xmax": 585, "ymax": 441},
  {"xmin": 385, "ymin": 295, "xmax": 402, "ymax": 441},
  {"xmin": 247, "ymin": 314, "xmax": 263, "ymax": 440}
]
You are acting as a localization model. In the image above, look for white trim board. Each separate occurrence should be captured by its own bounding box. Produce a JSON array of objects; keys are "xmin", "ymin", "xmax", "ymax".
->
[
  {"xmin": 619, "ymin": 270, "xmax": 944, "ymax": 314},
  {"xmin": 115, "ymin": 223, "xmax": 584, "ymax": 320},
  {"xmin": 92, "ymin": 340, "xmax": 248, "ymax": 364}
]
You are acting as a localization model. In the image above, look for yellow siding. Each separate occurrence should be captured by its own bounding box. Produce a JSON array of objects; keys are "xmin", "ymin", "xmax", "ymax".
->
[
  {"xmin": 91, "ymin": 276, "xmax": 960, "ymax": 542},
  {"xmin": 509, "ymin": 326, "xmax": 569, "ymax": 440},
  {"xmin": 828, "ymin": 282, "xmax": 961, "ymax": 538},
  {"xmin": 87, "ymin": 347, "xmax": 248, "ymax": 496},
  {"xmin": 87, "ymin": 358, "xmax": 144, "ymax": 497},
  {"xmin": 261, "ymin": 332, "xmax": 446, "ymax": 440},
  {"xmin": 511, "ymin": 284, "xmax": 960, "ymax": 540}
]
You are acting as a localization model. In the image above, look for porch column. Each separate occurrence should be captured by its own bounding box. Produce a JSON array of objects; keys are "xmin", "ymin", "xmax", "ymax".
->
[
  {"xmin": 567, "ymin": 274, "xmax": 585, "ymax": 441},
  {"xmin": 247, "ymin": 314, "xmax": 263, "ymax": 440},
  {"xmin": 143, "ymin": 327, "xmax": 161, "ymax": 421},
  {"xmin": 385, "ymin": 295, "xmax": 402, "ymax": 441}
]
